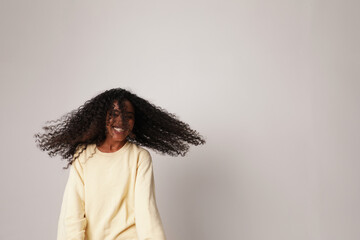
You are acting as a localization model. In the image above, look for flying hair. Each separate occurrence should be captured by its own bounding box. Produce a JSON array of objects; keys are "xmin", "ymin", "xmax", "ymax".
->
[{"xmin": 34, "ymin": 88, "xmax": 206, "ymax": 169}]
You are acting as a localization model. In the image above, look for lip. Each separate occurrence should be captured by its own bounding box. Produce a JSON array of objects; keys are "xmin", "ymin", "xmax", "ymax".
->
[{"xmin": 112, "ymin": 127, "xmax": 126, "ymax": 135}]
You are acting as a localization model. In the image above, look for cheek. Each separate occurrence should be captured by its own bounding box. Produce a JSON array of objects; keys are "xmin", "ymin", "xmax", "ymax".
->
[
  {"xmin": 106, "ymin": 121, "xmax": 112, "ymax": 128},
  {"xmin": 105, "ymin": 115, "xmax": 112, "ymax": 126}
]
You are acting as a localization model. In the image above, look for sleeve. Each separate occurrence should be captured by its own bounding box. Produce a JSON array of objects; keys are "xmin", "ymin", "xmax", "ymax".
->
[
  {"xmin": 134, "ymin": 150, "xmax": 166, "ymax": 240},
  {"xmin": 57, "ymin": 156, "xmax": 87, "ymax": 240}
]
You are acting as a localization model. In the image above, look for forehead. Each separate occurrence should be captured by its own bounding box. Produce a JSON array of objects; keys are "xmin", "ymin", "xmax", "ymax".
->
[{"xmin": 112, "ymin": 100, "xmax": 135, "ymax": 113}]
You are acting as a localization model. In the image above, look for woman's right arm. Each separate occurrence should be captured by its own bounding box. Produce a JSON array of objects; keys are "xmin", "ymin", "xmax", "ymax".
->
[{"xmin": 57, "ymin": 156, "xmax": 87, "ymax": 240}]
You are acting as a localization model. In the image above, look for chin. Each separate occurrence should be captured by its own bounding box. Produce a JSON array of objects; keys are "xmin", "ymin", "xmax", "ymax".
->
[
  {"xmin": 111, "ymin": 137, "xmax": 126, "ymax": 142},
  {"xmin": 111, "ymin": 135, "xmax": 128, "ymax": 141}
]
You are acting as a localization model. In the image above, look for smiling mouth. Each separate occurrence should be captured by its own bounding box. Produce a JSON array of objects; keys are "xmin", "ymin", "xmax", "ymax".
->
[{"xmin": 112, "ymin": 127, "xmax": 125, "ymax": 133}]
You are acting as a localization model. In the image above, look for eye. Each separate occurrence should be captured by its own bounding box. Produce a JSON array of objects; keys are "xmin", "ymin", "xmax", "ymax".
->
[
  {"xmin": 111, "ymin": 113, "xmax": 119, "ymax": 118},
  {"xmin": 125, "ymin": 115, "xmax": 134, "ymax": 120}
]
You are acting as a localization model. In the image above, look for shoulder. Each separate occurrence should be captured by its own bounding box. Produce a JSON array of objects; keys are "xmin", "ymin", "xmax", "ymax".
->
[
  {"xmin": 127, "ymin": 142, "xmax": 152, "ymax": 167},
  {"xmin": 128, "ymin": 142, "xmax": 151, "ymax": 158},
  {"xmin": 73, "ymin": 143, "xmax": 97, "ymax": 164}
]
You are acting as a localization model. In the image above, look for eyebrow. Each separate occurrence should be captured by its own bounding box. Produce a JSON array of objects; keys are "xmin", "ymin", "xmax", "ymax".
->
[{"xmin": 113, "ymin": 110, "xmax": 134, "ymax": 115}]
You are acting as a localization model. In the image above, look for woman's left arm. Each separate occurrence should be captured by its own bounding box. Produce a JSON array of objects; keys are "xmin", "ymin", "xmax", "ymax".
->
[{"xmin": 134, "ymin": 150, "xmax": 166, "ymax": 240}]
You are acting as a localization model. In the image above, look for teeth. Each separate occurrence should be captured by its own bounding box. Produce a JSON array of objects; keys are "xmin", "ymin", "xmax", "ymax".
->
[{"xmin": 113, "ymin": 127, "xmax": 124, "ymax": 132}]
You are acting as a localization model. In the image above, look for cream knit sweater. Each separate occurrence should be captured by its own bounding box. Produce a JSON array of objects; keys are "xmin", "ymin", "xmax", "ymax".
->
[{"xmin": 56, "ymin": 141, "xmax": 166, "ymax": 240}]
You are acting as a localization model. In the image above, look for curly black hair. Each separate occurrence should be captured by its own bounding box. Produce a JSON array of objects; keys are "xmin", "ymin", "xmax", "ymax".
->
[{"xmin": 34, "ymin": 88, "xmax": 206, "ymax": 169}]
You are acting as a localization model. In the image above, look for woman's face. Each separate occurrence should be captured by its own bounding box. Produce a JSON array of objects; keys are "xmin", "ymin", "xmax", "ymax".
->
[{"xmin": 105, "ymin": 100, "xmax": 135, "ymax": 143}]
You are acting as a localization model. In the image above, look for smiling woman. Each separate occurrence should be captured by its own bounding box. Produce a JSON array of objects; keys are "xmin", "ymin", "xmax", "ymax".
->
[
  {"xmin": 34, "ymin": 87, "xmax": 206, "ymax": 240},
  {"xmin": 97, "ymin": 100, "xmax": 136, "ymax": 153}
]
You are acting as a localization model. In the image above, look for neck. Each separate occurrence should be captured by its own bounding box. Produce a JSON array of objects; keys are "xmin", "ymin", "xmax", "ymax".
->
[{"xmin": 98, "ymin": 139, "xmax": 127, "ymax": 152}]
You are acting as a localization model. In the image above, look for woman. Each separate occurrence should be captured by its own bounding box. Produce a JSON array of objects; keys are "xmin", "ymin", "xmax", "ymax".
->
[{"xmin": 34, "ymin": 88, "xmax": 206, "ymax": 240}]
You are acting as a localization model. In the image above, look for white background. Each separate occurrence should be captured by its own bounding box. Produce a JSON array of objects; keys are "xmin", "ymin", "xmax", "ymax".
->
[{"xmin": 1, "ymin": 0, "xmax": 359, "ymax": 239}]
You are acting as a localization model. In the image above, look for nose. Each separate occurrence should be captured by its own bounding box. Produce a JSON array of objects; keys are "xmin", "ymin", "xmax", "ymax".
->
[{"xmin": 112, "ymin": 116, "xmax": 128, "ymax": 128}]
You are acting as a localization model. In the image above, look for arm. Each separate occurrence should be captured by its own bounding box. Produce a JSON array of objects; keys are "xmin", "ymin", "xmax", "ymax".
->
[
  {"xmin": 135, "ymin": 150, "xmax": 166, "ymax": 240},
  {"xmin": 57, "ymin": 156, "xmax": 87, "ymax": 240}
]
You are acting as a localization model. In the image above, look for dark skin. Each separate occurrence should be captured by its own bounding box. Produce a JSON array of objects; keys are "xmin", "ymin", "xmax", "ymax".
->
[{"xmin": 96, "ymin": 100, "xmax": 135, "ymax": 153}]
